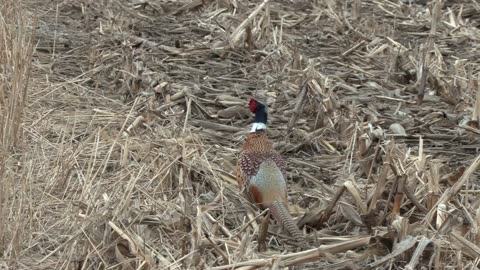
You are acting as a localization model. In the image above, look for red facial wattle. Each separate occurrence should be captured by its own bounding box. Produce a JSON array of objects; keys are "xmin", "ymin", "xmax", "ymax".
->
[{"xmin": 249, "ymin": 99, "xmax": 257, "ymax": 113}]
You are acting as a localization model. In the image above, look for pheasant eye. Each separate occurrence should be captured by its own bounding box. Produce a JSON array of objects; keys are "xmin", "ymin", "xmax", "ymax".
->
[{"xmin": 249, "ymin": 99, "xmax": 257, "ymax": 113}]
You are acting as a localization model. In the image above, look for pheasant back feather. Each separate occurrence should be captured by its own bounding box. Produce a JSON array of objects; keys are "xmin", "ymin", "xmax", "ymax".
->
[{"xmin": 237, "ymin": 131, "xmax": 288, "ymax": 206}]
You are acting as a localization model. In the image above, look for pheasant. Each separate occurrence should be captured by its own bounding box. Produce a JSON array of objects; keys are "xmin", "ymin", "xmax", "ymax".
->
[{"xmin": 236, "ymin": 98, "xmax": 304, "ymax": 246}]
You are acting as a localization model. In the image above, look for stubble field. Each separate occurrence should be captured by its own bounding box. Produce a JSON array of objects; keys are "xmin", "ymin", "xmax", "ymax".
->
[{"xmin": 1, "ymin": 0, "xmax": 480, "ymax": 269}]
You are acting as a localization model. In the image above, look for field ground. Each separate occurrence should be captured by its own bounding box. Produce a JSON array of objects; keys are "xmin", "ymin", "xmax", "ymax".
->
[{"xmin": 1, "ymin": 0, "xmax": 480, "ymax": 269}]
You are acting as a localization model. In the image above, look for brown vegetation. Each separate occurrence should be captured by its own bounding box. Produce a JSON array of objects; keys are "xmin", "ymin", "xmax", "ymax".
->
[{"xmin": 0, "ymin": 0, "xmax": 479, "ymax": 269}]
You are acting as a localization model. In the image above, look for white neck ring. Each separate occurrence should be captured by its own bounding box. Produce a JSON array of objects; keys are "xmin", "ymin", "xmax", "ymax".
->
[{"xmin": 250, "ymin": 122, "xmax": 267, "ymax": 133}]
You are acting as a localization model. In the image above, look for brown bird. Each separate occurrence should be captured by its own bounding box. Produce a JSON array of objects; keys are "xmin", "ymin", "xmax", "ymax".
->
[{"xmin": 236, "ymin": 98, "xmax": 303, "ymax": 246}]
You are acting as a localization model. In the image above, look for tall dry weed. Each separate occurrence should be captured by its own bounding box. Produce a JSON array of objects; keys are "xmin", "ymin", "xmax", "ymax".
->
[{"xmin": 0, "ymin": 0, "xmax": 36, "ymax": 258}]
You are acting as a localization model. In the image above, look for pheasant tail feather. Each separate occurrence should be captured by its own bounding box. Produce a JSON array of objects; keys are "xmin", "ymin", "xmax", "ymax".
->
[{"xmin": 269, "ymin": 200, "xmax": 303, "ymax": 240}]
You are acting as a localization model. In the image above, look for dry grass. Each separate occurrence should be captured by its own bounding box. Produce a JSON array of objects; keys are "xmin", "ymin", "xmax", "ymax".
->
[
  {"xmin": 0, "ymin": 0, "xmax": 480, "ymax": 269},
  {"xmin": 0, "ymin": 0, "xmax": 36, "ymax": 260}
]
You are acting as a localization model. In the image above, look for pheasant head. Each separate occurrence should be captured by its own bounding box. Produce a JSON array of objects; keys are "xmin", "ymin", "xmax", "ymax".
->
[{"xmin": 249, "ymin": 98, "xmax": 268, "ymax": 133}]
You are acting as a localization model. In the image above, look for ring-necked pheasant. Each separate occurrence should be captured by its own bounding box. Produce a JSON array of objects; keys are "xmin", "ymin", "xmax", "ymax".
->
[{"xmin": 236, "ymin": 98, "xmax": 303, "ymax": 246}]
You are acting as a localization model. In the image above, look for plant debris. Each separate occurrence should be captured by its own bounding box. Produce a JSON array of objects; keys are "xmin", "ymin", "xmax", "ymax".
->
[{"xmin": 0, "ymin": 0, "xmax": 479, "ymax": 269}]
